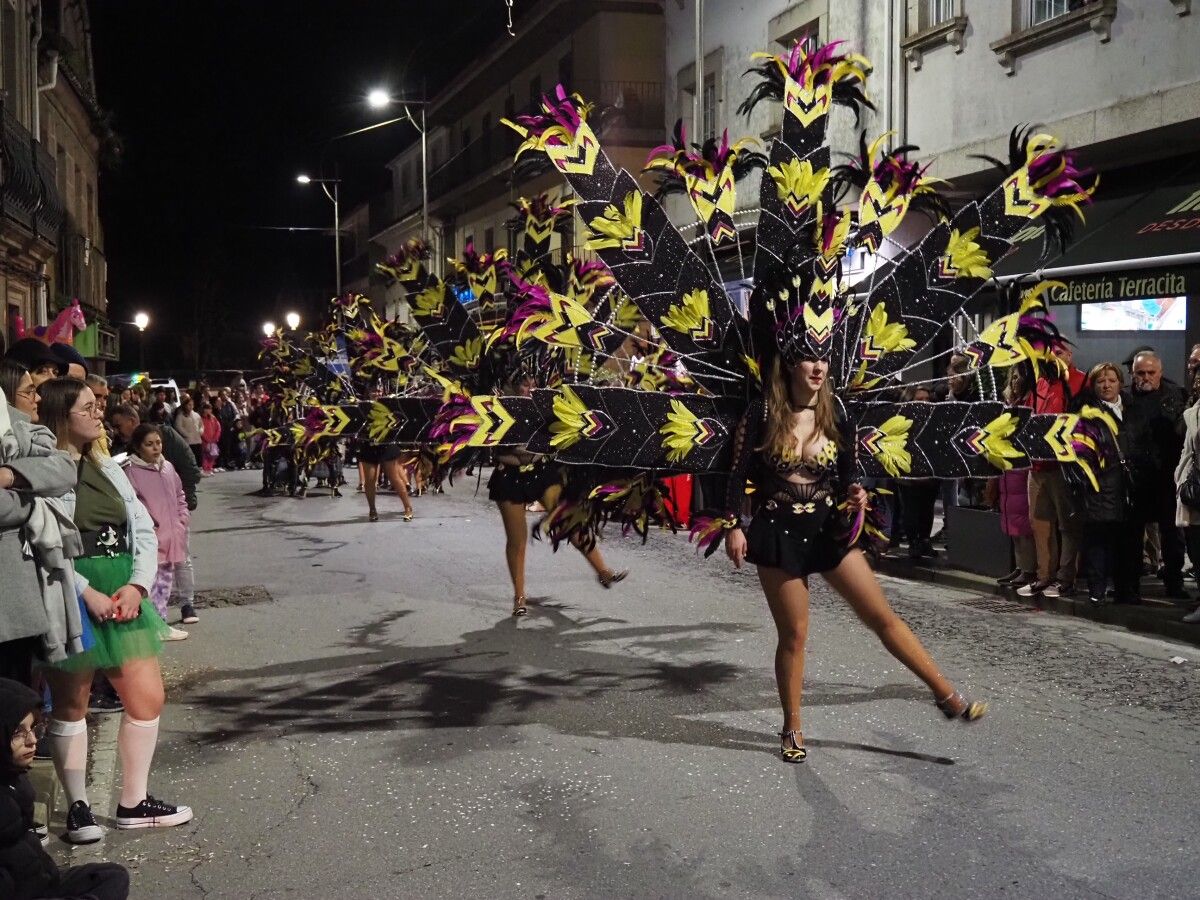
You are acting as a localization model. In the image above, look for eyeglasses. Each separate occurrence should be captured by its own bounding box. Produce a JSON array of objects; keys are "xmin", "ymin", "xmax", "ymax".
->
[
  {"xmin": 10, "ymin": 723, "xmax": 44, "ymax": 744},
  {"xmin": 71, "ymin": 404, "xmax": 103, "ymax": 417},
  {"xmin": 15, "ymin": 387, "xmax": 37, "ymax": 399}
]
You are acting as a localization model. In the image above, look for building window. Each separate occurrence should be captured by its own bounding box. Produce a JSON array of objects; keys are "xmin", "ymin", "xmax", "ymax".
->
[
  {"xmin": 461, "ymin": 126, "xmax": 471, "ymax": 151},
  {"xmin": 1, "ymin": 2, "xmax": 17, "ymax": 108},
  {"xmin": 1028, "ymin": 0, "xmax": 1069, "ymax": 25},
  {"xmin": 400, "ymin": 165, "xmax": 410, "ymax": 198},
  {"xmin": 701, "ymin": 73, "xmax": 717, "ymax": 140},
  {"xmin": 557, "ymin": 52, "xmax": 573, "ymax": 91},
  {"xmin": 928, "ymin": 0, "xmax": 955, "ymax": 26},
  {"xmin": 504, "ymin": 94, "xmax": 515, "ymax": 119},
  {"xmin": 86, "ymin": 183, "xmax": 95, "ymax": 238},
  {"xmin": 529, "ymin": 74, "xmax": 542, "ymax": 108},
  {"xmin": 483, "ymin": 226, "xmax": 494, "ymax": 251}
]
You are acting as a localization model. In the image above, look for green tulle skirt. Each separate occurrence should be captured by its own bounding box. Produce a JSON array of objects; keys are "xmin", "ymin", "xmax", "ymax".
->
[{"xmin": 55, "ymin": 552, "xmax": 168, "ymax": 672}]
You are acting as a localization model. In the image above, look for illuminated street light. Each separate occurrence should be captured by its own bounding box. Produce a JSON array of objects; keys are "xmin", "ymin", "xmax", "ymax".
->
[
  {"xmin": 133, "ymin": 312, "xmax": 149, "ymax": 331},
  {"xmin": 285, "ymin": 311, "xmax": 301, "ymax": 330},
  {"xmin": 367, "ymin": 88, "xmax": 390, "ymax": 109},
  {"xmin": 295, "ymin": 174, "xmax": 312, "ymax": 184},
  {"xmin": 263, "ymin": 321, "xmax": 276, "ymax": 337}
]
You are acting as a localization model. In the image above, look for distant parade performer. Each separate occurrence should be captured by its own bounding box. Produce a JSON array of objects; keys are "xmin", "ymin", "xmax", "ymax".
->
[{"xmin": 488, "ymin": 376, "xmax": 627, "ymax": 617}]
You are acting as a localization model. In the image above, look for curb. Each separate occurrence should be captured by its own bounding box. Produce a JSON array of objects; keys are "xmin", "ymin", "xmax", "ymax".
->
[{"xmin": 875, "ymin": 556, "xmax": 1200, "ymax": 648}]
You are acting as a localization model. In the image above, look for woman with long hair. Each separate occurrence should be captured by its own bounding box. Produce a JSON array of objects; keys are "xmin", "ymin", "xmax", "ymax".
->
[
  {"xmin": 489, "ymin": 376, "xmax": 627, "ymax": 617},
  {"xmin": 723, "ymin": 357, "xmax": 985, "ymax": 763},
  {"xmin": 38, "ymin": 378, "xmax": 191, "ymax": 843}
]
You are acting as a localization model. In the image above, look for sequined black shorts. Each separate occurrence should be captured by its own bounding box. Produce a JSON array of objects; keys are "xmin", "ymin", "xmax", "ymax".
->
[
  {"xmin": 357, "ymin": 443, "xmax": 407, "ymax": 465},
  {"xmin": 744, "ymin": 499, "xmax": 849, "ymax": 578},
  {"xmin": 487, "ymin": 462, "xmax": 561, "ymax": 504}
]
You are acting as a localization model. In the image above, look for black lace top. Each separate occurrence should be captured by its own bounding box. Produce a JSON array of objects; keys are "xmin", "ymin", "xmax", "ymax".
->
[{"xmin": 725, "ymin": 398, "xmax": 856, "ymax": 520}]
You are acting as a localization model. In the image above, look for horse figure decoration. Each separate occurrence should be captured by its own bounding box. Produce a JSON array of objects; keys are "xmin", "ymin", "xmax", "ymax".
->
[{"xmin": 33, "ymin": 299, "xmax": 88, "ymax": 345}]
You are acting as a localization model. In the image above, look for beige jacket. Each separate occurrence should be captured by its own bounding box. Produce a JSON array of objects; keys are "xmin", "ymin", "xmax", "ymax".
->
[{"xmin": 1174, "ymin": 402, "xmax": 1200, "ymax": 527}]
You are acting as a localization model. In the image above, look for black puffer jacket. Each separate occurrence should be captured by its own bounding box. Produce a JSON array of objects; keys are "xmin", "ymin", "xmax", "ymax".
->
[
  {"xmin": 1068, "ymin": 389, "xmax": 1128, "ymax": 524},
  {"xmin": 0, "ymin": 679, "xmax": 58, "ymax": 900}
]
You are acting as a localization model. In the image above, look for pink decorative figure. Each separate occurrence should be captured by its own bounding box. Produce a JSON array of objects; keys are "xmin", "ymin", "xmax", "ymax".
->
[{"xmin": 36, "ymin": 299, "xmax": 87, "ymax": 345}]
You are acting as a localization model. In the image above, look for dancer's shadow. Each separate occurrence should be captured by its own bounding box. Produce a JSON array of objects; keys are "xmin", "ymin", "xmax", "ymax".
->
[{"xmin": 184, "ymin": 602, "xmax": 959, "ymax": 767}]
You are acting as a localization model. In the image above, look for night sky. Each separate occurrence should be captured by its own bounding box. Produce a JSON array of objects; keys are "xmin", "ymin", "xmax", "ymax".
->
[{"xmin": 91, "ymin": 0, "xmax": 517, "ymax": 373}]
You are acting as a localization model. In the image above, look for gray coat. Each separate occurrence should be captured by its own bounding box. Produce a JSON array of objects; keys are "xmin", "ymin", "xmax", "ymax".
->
[
  {"xmin": 162, "ymin": 422, "xmax": 201, "ymax": 510},
  {"xmin": 0, "ymin": 412, "xmax": 76, "ymax": 644}
]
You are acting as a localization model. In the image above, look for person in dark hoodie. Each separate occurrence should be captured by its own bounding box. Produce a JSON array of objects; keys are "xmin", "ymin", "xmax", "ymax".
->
[{"xmin": 0, "ymin": 678, "xmax": 130, "ymax": 900}]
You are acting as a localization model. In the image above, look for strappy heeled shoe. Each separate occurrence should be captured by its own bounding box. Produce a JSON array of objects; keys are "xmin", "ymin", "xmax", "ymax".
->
[
  {"xmin": 779, "ymin": 729, "xmax": 807, "ymax": 763},
  {"xmin": 403, "ymin": 511, "xmax": 414, "ymax": 522},
  {"xmin": 512, "ymin": 596, "xmax": 528, "ymax": 617},
  {"xmin": 936, "ymin": 690, "xmax": 988, "ymax": 722},
  {"xmin": 598, "ymin": 569, "xmax": 628, "ymax": 589},
  {"xmin": 368, "ymin": 509, "xmax": 379, "ymax": 523}
]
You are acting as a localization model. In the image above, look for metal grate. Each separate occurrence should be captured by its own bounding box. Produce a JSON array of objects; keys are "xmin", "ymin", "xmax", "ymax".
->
[{"xmin": 957, "ymin": 595, "xmax": 1033, "ymax": 614}]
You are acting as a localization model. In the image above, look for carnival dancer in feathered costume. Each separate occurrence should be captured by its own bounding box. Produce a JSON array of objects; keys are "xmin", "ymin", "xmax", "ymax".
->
[
  {"xmin": 378, "ymin": 197, "xmax": 631, "ymax": 617},
  {"xmin": 357, "ymin": 34, "xmax": 1110, "ymax": 759}
]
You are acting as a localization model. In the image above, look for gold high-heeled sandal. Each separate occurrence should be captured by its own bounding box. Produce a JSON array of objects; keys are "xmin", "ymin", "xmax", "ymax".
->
[
  {"xmin": 936, "ymin": 690, "xmax": 988, "ymax": 722},
  {"xmin": 512, "ymin": 596, "xmax": 528, "ymax": 617},
  {"xmin": 779, "ymin": 729, "xmax": 807, "ymax": 763}
]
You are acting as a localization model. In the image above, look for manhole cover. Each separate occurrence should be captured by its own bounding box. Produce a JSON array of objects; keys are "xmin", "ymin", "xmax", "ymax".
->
[
  {"xmin": 192, "ymin": 585, "xmax": 274, "ymax": 609},
  {"xmin": 957, "ymin": 595, "xmax": 1031, "ymax": 614}
]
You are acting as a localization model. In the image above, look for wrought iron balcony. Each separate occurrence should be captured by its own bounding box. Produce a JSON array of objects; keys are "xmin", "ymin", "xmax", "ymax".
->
[{"xmin": 0, "ymin": 101, "xmax": 63, "ymax": 247}]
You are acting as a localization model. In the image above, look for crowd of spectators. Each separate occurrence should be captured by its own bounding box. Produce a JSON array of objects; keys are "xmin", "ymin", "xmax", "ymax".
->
[{"xmin": 879, "ymin": 342, "xmax": 1200, "ymax": 623}]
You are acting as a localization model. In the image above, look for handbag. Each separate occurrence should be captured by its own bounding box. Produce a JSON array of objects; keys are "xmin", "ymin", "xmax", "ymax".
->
[{"xmin": 1181, "ymin": 459, "xmax": 1200, "ymax": 509}]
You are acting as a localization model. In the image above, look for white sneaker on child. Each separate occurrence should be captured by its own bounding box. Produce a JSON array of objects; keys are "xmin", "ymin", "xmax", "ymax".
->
[{"xmin": 163, "ymin": 626, "xmax": 189, "ymax": 641}]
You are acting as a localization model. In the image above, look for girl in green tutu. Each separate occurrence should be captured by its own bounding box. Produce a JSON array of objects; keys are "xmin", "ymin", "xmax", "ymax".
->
[{"xmin": 38, "ymin": 378, "xmax": 192, "ymax": 845}]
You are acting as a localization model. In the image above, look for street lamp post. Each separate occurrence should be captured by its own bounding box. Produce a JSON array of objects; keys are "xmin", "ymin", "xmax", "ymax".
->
[
  {"xmin": 285, "ymin": 311, "xmax": 301, "ymax": 331},
  {"xmin": 133, "ymin": 312, "xmax": 149, "ymax": 370},
  {"xmin": 296, "ymin": 175, "xmax": 343, "ymax": 297},
  {"xmin": 263, "ymin": 321, "xmax": 276, "ymax": 338},
  {"xmin": 360, "ymin": 90, "xmax": 430, "ymax": 243}
]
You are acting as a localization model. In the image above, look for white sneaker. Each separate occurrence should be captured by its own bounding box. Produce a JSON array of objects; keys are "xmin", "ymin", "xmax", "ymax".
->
[
  {"xmin": 1015, "ymin": 579, "xmax": 1051, "ymax": 597},
  {"xmin": 163, "ymin": 626, "xmax": 189, "ymax": 641}
]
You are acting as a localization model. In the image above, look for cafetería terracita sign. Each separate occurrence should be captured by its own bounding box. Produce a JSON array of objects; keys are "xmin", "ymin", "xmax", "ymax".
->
[{"xmin": 1047, "ymin": 267, "xmax": 1194, "ymax": 305}]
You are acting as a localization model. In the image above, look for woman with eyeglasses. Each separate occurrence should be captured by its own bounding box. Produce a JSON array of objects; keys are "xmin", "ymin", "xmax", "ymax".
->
[
  {"xmin": 0, "ymin": 359, "xmax": 39, "ymax": 421},
  {"xmin": 37, "ymin": 378, "xmax": 191, "ymax": 845},
  {"xmin": 0, "ymin": 364, "xmax": 77, "ymax": 686}
]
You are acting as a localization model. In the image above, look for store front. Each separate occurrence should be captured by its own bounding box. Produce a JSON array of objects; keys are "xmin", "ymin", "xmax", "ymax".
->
[{"xmin": 995, "ymin": 153, "xmax": 1200, "ymax": 382}]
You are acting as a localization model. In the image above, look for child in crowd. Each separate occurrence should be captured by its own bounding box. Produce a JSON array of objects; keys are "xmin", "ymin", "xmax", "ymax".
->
[
  {"xmin": 199, "ymin": 403, "xmax": 221, "ymax": 475},
  {"xmin": 0, "ymin": 677, "xmax": 130, "ymax": 899},
  {"xmin": 121, "ymin": 424, "xmax": 191, "ymax": 639}
]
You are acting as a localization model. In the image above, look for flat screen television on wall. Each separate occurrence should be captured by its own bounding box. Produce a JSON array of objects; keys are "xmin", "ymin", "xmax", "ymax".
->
[{"xmin": 1079, "ymin": 297, "xmax": 1186, "ymax": 331}]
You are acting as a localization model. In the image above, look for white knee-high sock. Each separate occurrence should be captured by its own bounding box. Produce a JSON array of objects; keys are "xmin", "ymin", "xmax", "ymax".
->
[
  {"xmin": 47, "ymin": 718, "xmax": 89, "ymax": 807},
  {"xmin": 117, "ymin": 715, "xmax": 159, "ymax": 808}
]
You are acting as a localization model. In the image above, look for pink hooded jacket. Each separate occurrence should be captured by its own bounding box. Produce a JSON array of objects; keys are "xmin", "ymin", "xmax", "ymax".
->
[{"xmin": 123, "ymin": 454, "xmax": 190, "ymax": 565}]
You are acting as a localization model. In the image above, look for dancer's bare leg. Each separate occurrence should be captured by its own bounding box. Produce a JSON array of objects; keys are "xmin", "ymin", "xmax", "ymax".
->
[
  {"xmin": 382, "ymin": 459, "xmax": 414, "ymax": 517},
  {"xmin": 498, "ymin": 500, "xmax": 528, "ymax": 610},
  {"xmin": 758, "ymin": 566, "xmax": 810, "ymax": 736},
  {"xmin": 362, "ymin": 461, "xmax": 380, "ymax": 519},
  {"xmin": 822, "ymin": 550, "xmax": 955, "ymax": 700}
]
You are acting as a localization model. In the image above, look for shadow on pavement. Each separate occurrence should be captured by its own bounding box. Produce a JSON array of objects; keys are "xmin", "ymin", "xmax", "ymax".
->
[{"xmin": 183, "ymin": 603, "xmax": 951, "ymax": 767}]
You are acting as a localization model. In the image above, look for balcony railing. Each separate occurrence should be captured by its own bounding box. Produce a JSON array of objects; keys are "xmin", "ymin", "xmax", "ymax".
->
[{"xmin": 0, "ymin": 101, "xmax": 63, "ymax": 247}]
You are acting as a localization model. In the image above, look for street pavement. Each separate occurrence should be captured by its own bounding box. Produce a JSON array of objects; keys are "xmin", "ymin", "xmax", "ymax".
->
[{"xmin": 53, "ymin": 470, "xmax": 1200, "ymax": 899}]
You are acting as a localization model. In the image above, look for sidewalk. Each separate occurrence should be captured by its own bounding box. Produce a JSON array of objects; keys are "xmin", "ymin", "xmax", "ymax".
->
[{"xmin": 875, "ymin": 547, "xmax": 1200, "ymax": 648}]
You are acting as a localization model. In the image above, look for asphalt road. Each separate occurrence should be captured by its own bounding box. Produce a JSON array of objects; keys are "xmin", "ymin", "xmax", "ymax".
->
[{"xmin": 55, "ymin": 470, "xmax": 1200, "ymax": 899}]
